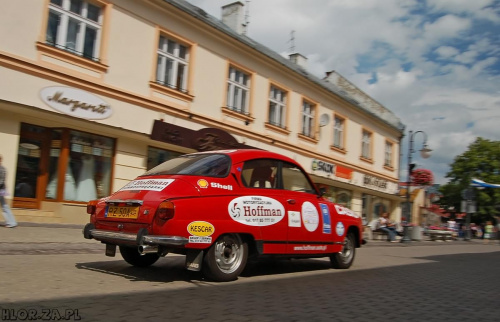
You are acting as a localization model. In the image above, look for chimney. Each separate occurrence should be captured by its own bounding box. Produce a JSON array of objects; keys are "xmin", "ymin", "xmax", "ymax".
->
[
  {"xmin": 289, "ymin": 53, "xmax": 308, "ymax": 69},
  {"xmin": 222, "ymin": 2, "xmax": 246, "ymax": 34}
]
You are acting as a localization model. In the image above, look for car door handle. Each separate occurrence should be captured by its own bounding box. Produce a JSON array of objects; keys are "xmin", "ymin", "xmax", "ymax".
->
[{"xmin": 287, "ymin": 199, "xmax": 296, "ymax": 205}]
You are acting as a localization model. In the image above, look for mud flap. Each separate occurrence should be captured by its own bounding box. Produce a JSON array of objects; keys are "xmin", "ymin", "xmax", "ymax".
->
[
  {"xmin": 185, "ymin": 249, "xmax": 204, "ymax": 271},
  {"xmin": 105, "ymin": 244, "xmax": 116, "ymax": 257}
]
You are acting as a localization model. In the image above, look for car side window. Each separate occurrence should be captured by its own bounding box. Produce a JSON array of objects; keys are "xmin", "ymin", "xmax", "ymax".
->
[
  {"xmin": 282, "ymin": 162, "xmax": 316, "ymax": 194},
  {"xmin": 241, "ymin": 159, "xmax": 279, "ymax": 189}
]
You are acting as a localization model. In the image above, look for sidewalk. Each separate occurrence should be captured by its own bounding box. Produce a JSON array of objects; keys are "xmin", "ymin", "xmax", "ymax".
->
[{"xmin": 2, "ymin": 221, "xmax": 493, "ymax": 247}]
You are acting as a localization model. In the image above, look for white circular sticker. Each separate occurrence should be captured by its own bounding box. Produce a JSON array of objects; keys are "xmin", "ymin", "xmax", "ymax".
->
[
  {"xmin": 336, "ymin": 222, "xmax": 345, "ymax": 236},
  {"xmin": 302, "ymin": 201, "xmax": 319, "ymax": 232}
]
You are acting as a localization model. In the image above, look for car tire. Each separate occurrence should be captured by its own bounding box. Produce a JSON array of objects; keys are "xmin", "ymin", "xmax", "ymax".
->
[
  {"xmin": 119, "ymin": 246, "xmax": 160, "ymax": 267},
  {"xmin": 203, "ymin": 234, "xmax": 248, "ymax": 282},
  {"xmin": 331, "ymin": 231, "xmax": 356, "ymax": 269}
]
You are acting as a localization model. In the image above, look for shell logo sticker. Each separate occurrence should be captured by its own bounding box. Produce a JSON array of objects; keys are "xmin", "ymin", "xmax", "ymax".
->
[
  {"xmin": 197, "ymin": 179, "xmax": 209, "ymax": 189},
  {"xmin": 187, "ymin": 221, "xmax": 215, "ymax": 237}
]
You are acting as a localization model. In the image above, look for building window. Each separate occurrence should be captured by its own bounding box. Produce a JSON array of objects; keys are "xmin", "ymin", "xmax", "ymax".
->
[
  {"xmin": 361, "ymin": 130, "xmax": 372, "ymax": 159},
  {"xmin": 333, "ymin": 116, "xmax": 345, "ymax": 149},
  {"xmin": 384, "ymin": 141, "xmax": 393, "ymax": 167},
  {"xmin": 268, "ymin": 86, "xmax": 286, "ymax": 128},
  {"xmin": 156, "ymin": 35, "xmax": 189, "ymax": 93},
  {"xmin": 147, "ymin": 147, "xmax": 182, "ymax": 170},
  {"xmin": 46, "ymin": 0, "xmax": 102, "ymax": 61},
  {"xmin": 301, "ymin": 100, "xmax": 315, "ymax": 138},
  {"xmin": 227, "ymin": 66, "xmax": 250, "ymax": 114}
]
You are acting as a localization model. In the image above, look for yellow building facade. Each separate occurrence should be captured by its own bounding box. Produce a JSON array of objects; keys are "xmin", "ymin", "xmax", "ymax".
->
[{"xmin": 0, "ymin": 0, "xmax": 404, "ymax": 224}]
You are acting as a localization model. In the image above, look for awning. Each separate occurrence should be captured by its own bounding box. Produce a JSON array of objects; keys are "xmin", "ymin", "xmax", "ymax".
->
[{"xmin": 471, "ymin": 178, "xmax": 500, "ymax": 188}]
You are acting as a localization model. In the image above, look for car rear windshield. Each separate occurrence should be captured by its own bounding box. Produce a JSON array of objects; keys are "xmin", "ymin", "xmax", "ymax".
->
[{"xmin": 142, "ymin": 153, "xmax": 231, "ymax": 178}]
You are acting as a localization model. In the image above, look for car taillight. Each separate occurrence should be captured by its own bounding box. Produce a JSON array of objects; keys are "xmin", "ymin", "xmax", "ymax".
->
[
  {"xmin": 87, "ymin": 200, "xmax": 98, "ymax": 215},
  {"xmin": 156, "ymin": 201, "xmax": 175, "ymax": 220}
]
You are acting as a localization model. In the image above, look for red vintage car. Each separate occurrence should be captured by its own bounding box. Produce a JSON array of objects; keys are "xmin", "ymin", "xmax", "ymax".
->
[{"xmin": 83, "ymin": 149, "xmax": 363, "ymax": 281}]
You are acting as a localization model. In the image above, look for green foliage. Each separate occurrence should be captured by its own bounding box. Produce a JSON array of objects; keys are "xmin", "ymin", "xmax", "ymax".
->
[{"xmin": 438, "ymin": 137, "xmax": 500, "ymax": 222}]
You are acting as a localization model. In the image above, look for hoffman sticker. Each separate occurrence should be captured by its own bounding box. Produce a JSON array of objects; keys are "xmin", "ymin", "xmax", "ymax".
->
[
  {"xmin": 288, "ymin": 211, "xmax": 301, "ymax": 227},
  {"xmin": 320, "ymin": 203, "xmax": 331, "ymax": 234},
  {"xmin": 229, "ymin": 196, "xmax": 285, "ymax": 227},
  {"xmin": 336, "ymin": 222, "xmax": 345, "ymax": 236},
  {"xmin": 302, "ymin": 201, "xmax": 319, "ymax": 232},
  {"xmin": 119, "ymin": 179, "xmax": 174, "ymax": 191}
]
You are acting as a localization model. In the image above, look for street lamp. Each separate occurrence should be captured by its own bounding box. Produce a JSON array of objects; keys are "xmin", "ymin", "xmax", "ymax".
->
[{"xmin": 401, "ymin": 130, "xmax": 432, "ymax": 243}]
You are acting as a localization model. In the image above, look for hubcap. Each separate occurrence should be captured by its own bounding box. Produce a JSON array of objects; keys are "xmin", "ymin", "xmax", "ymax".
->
[
  {"xmin": 214, "ymin": 234, "xmax": 243, "ymax": 274},
  {"xmin": 340, "ymin": 236, "xmax": 354, "ymax": 263}
]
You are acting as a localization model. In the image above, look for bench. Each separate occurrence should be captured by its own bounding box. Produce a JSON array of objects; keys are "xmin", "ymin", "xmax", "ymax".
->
[{"xmin": 429, "ymin": 230, "xmax": 453, "ymax": 241}]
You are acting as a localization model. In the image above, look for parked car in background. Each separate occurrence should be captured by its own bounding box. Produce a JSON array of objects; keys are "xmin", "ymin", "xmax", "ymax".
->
[{"xmin": 83, "ymin": 149, "xmax": 363, "ymax": 281}]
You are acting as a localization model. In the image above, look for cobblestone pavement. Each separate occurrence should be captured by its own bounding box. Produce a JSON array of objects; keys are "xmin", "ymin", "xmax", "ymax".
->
[{"xmin": 0, "ymin": 224, "xmax": 499, "ymax": 321}]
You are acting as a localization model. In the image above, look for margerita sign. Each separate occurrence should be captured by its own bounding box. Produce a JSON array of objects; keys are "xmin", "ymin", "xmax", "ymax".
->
[{"xmin": 40, "ymin": 87, "xmax": 112, "ymax": 120}]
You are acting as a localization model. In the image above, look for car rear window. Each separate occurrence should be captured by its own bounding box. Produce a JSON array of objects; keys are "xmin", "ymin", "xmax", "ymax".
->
[{"xmin": 142, "ymin": 153, "xmax": 231, "ymax": 178}]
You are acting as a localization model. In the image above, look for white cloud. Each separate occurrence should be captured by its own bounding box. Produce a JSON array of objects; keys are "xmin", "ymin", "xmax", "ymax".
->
[
  {"xmin": 435, "ymin": 46, "xmax": 459, "ymax": 59},
  {"xmin": 423, "ymin": 14, "xmax": 472, "ymax": 42}
]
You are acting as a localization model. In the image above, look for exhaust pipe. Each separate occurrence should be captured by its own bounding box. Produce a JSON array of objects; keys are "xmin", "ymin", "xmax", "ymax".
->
[{"xmin": 138, "ymin": 245, "xmax": 159, "ymax": 255}]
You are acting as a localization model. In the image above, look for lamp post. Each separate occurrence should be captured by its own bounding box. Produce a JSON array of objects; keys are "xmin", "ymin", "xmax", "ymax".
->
[{"xmin": 401, "ymin": 130, "xmax": 432, "ymax": 243}]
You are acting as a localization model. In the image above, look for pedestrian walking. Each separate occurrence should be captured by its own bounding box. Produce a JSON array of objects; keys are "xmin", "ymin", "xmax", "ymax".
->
[
  {"xmin": 483, "ymin": 221, "xmax": 494, "ymax": 244},
  {"xmin": 0, "ymin": 155, "xmax": 17, "ymax": 228}
]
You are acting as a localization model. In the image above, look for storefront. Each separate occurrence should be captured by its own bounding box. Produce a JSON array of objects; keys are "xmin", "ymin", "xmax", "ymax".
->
[{"xmin": 308, "ymin": 158, "xmax": 402, "ymax": 224}]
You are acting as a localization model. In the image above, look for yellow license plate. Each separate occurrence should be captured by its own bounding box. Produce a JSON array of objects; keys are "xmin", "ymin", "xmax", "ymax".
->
[{"xmin": 106, "ymin": 206, "xmax": 139, "ymax": 219}]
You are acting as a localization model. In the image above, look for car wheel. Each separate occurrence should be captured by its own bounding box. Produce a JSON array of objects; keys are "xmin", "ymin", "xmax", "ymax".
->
[
  {"xmin": 119, "ymin": 246, "xmax": 160, "ymax": 267},
  {"xmin": 203, "ymin": 234, "xmax": 248, "ymax": 282},
  {"xmin": 331, "ymin": 232, "xmax": 356, "ymax": 269}
]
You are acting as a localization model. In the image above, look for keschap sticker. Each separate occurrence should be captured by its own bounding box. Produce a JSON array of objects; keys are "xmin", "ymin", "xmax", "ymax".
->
[
  {"xmin": 187, "ymin": 221, "xmax": 214, "ymax": 237},
  {"xmin": 119, "ymin": 179, "xmax": 174, "ymax": 191},
  {"xmin": 187, "ymin": 221, "xmax": 214, "ymax": 244},
  {"xmin": 228, "ymin": 196, "xmax": 285, "ymax": 227},
  {"xmin": 336, "ymin": 222, "xmax": 345, "ymax": 236},
  {"xmin": 302, "ymin": 201, "xmax": 319, "ymax": 232}
]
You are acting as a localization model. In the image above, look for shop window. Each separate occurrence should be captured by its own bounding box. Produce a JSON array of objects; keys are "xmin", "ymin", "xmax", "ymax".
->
[
  {"xmin": 147, "ymin": 147, "xmax": 182, "ymax": 170},
  {"xmin": 64, "ymin": 130, "xmax": 114, "ymax": 201},
  {"xmin": 316, "ymin": 184, "xmax": 352, "ymax": 208},
  {"xmin": 46, "ymin": 0, "xmax": 103, "ymax": 61},
  {"xmin": 337, "ymin": 191, "xmax": 352, "ymax": 208},
  {"xmin": 45, "ymin": 130, "xmax": 63, "ymax": 199}
]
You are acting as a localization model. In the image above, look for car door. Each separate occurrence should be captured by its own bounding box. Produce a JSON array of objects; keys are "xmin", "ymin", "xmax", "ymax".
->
[
  {"xmin": 280, "ymin": 162, "xmax": 335, "ymax": 254},
  {"xmin": 234, "ymin": 159, "xmax": 288, "ymax": 254}
]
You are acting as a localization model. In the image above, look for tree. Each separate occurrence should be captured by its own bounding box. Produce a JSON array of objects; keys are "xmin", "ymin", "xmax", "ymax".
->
[{"xmin": 438, "ymin": 137, "xmax": 500, "ymax": 222}]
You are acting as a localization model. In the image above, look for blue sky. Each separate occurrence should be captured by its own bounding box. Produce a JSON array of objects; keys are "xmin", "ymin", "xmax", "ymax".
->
[{"xmin": 191, "ymin": 0, "xmax": 500, "ymax": 184}]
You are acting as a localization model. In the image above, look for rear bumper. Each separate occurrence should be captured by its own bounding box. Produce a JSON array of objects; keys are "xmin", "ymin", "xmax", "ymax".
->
[{"xmin": 83, "ymin": 223, "xmax": 189, "ymax": 247}]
